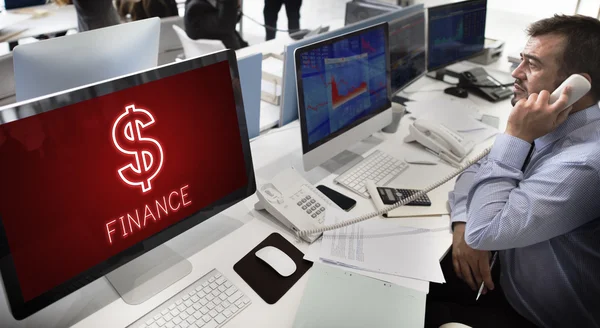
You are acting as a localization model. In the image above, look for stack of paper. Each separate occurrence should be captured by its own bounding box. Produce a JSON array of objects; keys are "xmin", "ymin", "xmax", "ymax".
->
[{"xmin": 304, "ymin": 207, "xmax": 452, "ymax": 292}]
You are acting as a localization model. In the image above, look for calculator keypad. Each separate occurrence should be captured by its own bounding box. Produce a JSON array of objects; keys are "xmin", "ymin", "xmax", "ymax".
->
[{"xmin": 377, "ymin": 187, "xmax": 431, "ymax": 206}]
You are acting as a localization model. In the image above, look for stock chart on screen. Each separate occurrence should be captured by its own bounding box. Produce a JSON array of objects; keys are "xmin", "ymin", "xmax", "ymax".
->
[
  {"xmin": 388, "ymin": 11, "xmax": 426, "ymax": 94},
  {"xmin": 298, "ymin": 27, "xmax": 388, "ymax": 146},
  {"xmin": 427, "ymin": 0, "xmax": 487, "ymax": 71}
]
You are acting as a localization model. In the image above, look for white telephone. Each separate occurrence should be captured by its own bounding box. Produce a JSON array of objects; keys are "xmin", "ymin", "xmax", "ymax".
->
[
  {"xmin": 404, "ymin": 120, "xmax": 475, "ymax": 167},
  {"xmin": 257, "ymin": 74, "xmax": 590, "ymax": 242},
  {"xmin": 255, "ymin": 167, "xmax": 333, "ymax": 243}
]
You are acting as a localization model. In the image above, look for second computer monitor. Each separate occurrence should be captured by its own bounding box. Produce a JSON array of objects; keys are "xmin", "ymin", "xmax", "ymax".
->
[
  {"xmin": 388, "ymin": 10, "xmax": 426, "ymax": 94},
  {"xmin": 14, "ymin": 18, "xmax": 160, "ymax": 102},
  {"xmin": 427, "ymin": 0, "xmax": 487, "ymax": 71},
  {"xmin": 295, "ymin": 23, "xmax": 391, "ymax": 171}
]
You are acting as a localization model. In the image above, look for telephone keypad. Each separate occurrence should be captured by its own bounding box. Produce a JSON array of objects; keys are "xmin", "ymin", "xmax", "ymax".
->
[{"xmin": 290, "ymin": 185, "xmax": 328, "ymax": 225}]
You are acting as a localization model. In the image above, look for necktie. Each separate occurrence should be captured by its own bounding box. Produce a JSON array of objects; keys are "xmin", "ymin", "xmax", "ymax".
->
[{"xmin": 521, "ymin": 144, "xmax": 535, "ymax": 171}]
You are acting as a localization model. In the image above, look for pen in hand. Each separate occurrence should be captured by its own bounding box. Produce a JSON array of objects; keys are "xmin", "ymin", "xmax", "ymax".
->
[{"xmin": 476, "ymin": 251, "xmax": 498, "ymax": 301}]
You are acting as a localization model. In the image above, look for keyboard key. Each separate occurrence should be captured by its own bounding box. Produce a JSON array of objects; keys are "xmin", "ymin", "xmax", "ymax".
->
[
  {"xmin": 243, "ymin": 298, "xmax": 250, "ymax": 304},
  {"xmin": 219, "ymin": 294, "xmax": 227, "ymax": 301},
  {"xmin": 215, "ymin": 305, "xmax": 224, "ymax": 313},
  {"xmin": 191, "ymin": 295, "xmax": 199, "ymax": 303},
  {"xmin": 224, "ymin": 281, "xmax": 232, "ymax": 288},
  {"xmin": 206, "ymin": 294, "xmax": 214, "ymax": 301},
  {"xmin": 214, "ymin": 314, "xmax": 226, "ymax": 324},
  {"xmin": 203, "ymin": 321, "xmax": 218, "ymax": 328},
  {"xmin": 228, "ymin": 291, "xmax": 243, "ymax": 303},
  {"xmin": 189, "ymin": 291, "xmax": 196, "ymax": 297},
  {"xmin": 195, "ymin": 286, "xmax": 203, "ymax": 292},
  {"xmin": 193, "ymin": 303, "xmax": 202, "ymax": 311},
  {"xmin": 200, "ymin": 299, "xmax": 208, "ymax": 306},
  {"xmin": 231, "ymin": 304, "xmax": 239, "ymax": 313},
  {"xmin": 218, "ymin": 285, "xmax": 226, "ymax": 292},
  {"xmin": 208, "ymin": 277, "xmax": 215, "ymax": 283},
  {"xmin": 203, "ymin": 287, "xmax": 211, "ymax": 294},
  {"xmin": 222, "ymin": 300, "xmax": 230, "ymax": 308},
  {"xmin": 209, "ymin": 283, "xmax": 218, "ymax": 290},
  {"xmin": 177, "ymin": 304, "xmax": 186, "ymax": 312},
  {"xmin": 149, "ymin": 324, "xmax": 159, "ymax": 328},
  {"xmin": 183, "ymin": 294, "xmax": 190, "ymax": 301},
  {"xmin": 200, "ymin": 306, "xmax": 209, "ymax": 315},
  {"xmin": 235, "ymin": 300, "xmax": 244, "ymax": 308},
  {"xmin": 223, "ymin": 310, "xmax": 232, "ymax": 318},
  {"xmin": 176, "ymin": 300, "xmax": 183, "ymax": 306},
  {"xmin": 180, "ymin": 322, "xmax": 189, "ymax": 328},
  {"xmin": 165, "ymin": 322, "xmax": 175, "ymax": 328},
  {"xmin": 164, "ymin": 314, "xmax": 173, "ymax": 321},
  {"xmin": 194, "ymin": 311, "xmax": 204, "ymax": 320},
  {"xmin": 186, "ymin": 308, "xmax": 195, "ymax": 315},
  {"xmin": 211, "ymin": 290, "xmax": 220, "ymax": 297},
  {"xmin": 154, "ymin": 314, "xmax": 162, "ymax": 321},
  {"xmin": 146, "ymin": 319, "xmax": 155, "ymax": 326},
  {"xmin": 208, "ymin": 309, "xmax": 218, "ymax": 318},
  {"xmin": 161, "ymin": 309, "xmax": 169, "ymax": 316},
  {"xmin": 202, "ymin": 315, "xmax": 211, "ymax": 323},
  {"xmin": 173, "ymin": 317, "xmax": 182, "ymax": 325},
  {"xmin": 180, "ymin": 312, "xmax": 189, "ymax": 320},
  {"xmin": 213, "ymin": 297, "xmax": 222, "ymax": 305},
  {"xmin": 184, "ymin": 300, "xmax": 193, "ymax": 307},
  {"xmin": 216, "ymin": 277, "xmax": 225, "ymax": 285},
  {"xmin": 202, "ymin": 282, "xmax": 209, "ymax": 288},
  {"xmin": 156, "ymin": 318, "xmax": 166, "ymax": 326},
  {"xmin": 187, "ymin": 316, "xmax": 196, "ymax": 324},
  {"xmin": 207, "ymin": 301, "xmax": 216, "ymax": 310},
  {"xmin": 197, "ymin": 291, "xmax": 206, "ymax": 298},
  {"xmin": 170, "ymin": 309, "xmax": 180, "ymax": 317}
]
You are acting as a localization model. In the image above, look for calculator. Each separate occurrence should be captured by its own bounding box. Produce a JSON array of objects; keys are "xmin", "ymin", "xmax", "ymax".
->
[{"xmin": 376, "ymin": 187, "xmax": 431, "ymax": 206}]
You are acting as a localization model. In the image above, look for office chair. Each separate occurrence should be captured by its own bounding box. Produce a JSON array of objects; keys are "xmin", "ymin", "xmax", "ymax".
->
[
  {"xmin": 172, "ymin": 25, "xmax": 225, "ymax": 60},
  {"xmin": 0, "ymin": 54, "xmax": 16, "ymax": 107},
  {"xmin": 158, "ymin": 16, "xmax": 184, "ymax": 65}
]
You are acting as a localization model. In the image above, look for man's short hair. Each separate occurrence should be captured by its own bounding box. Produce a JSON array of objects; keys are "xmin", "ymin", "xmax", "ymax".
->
[{"xmin": 527, "ymin": 15, "xmax": 600, "ymax": 101}]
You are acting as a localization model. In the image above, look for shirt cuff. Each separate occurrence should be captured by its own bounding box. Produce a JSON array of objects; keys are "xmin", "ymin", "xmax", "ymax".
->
[
  {"xmin": 451, "ymin": 212, "xmax": 467, "ymax": 224},
  {"xmin": 488, "ymin": 134, "xmax": 532, "ymax": 170}
]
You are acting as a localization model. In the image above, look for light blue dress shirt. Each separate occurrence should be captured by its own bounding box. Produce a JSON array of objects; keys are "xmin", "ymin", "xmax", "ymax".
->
[{"xmin": 448, "ymin": 104, "xmax": 600, "ymax": 327}]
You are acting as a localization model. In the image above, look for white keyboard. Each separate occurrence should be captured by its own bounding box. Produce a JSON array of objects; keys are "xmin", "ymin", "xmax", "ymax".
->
[
  {"xmin": 130, "ymin": 269, "xmax": 250, "ymax": 328},
  {"xmin": 334, "ymin": 150, "xmax": 409, "ymax": 198}
]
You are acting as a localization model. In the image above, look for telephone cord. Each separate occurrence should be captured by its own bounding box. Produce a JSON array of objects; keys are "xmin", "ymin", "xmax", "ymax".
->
[{"xmin": 295, "ymin": 147, "xmax": 492, "ymax": 240}]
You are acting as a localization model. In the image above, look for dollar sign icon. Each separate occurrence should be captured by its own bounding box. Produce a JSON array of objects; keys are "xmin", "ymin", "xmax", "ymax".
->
[{"xmin": 112, "ymin": 104, "xmax": 164, "ymax": 193}]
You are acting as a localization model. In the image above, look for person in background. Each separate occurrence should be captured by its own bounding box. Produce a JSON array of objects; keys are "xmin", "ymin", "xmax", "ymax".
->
[
  {"xmin": 263, "ymin": 0, "xmax": 302, "ymax": 40},
  {"xmin": 184, "ymin": 0, "xmax": 247, "ymax": 50},
  {"xmin": 116, "ymin": 0, "xmax": 178, "ymax": 21},
  {"xmin": 54, "ymin": 0, "xmax": 120, "ymax": 32}
]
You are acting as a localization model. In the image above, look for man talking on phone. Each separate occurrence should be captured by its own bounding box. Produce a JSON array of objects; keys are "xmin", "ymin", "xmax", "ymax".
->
[{"xmin": 426, "ymin": 15, "xmax": 600, "ymax": 328}]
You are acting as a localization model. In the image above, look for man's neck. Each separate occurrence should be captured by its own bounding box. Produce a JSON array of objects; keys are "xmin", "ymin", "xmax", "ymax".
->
[{"xmin": 570, "ymin": 96, "xmax": 597, "ymax": 114}]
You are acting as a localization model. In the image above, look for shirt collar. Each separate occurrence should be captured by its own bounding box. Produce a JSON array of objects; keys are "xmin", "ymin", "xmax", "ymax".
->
[{"xmin": 534, "ymin": 103, "xmax": 600, "ymax": 150}]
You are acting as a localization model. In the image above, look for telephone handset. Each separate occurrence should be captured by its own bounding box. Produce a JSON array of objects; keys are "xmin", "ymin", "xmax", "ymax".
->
[
  {"xmin": 404, "ymin": 120, "xmax": 475, "ymax": 167},
  {"xmin": 291, "ymin": 74, "xmax": 591, "ymax": 241},
  {"xmin": 255, "ymin": 167, "xmax": 333, "ymax": 243}
]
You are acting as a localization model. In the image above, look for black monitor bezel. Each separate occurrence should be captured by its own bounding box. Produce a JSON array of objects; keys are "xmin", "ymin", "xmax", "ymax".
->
[
  {"xmin": 388, "ymin": 10, "xmax": 427, "ymax": 95},
  {"xmin": 0, "ymin": 49, "xmax": 256, "ymax": 320},
  {"xmin": 295, "ymin": 22, "xmax": 391, "ymax": 155},
  {"xmin": 426, "ymin": 0, "xmax": 488, "ymax": 72}
]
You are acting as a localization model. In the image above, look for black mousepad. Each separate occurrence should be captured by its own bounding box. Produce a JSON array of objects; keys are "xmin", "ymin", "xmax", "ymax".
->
[{"xmin": 233, "ymin": 233, "xmax": 313, "ymax": 304}]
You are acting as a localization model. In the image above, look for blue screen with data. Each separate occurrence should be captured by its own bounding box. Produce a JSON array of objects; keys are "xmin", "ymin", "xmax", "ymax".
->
[
  {"xmin": 298, "ymin": 26, "xmax": 388, "ymax": 147},
  {"xmin": 427, "ymin": 0, "xmax": 487, "ymax": 71}
]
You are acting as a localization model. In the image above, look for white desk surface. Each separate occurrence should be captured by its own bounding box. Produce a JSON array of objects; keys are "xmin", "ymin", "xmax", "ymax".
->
[
  {"xmin": 0, "ymin": 10, "xmax": 528, "ymax": 327},
  {"xmin": 1, "ymin": 4, "xmax": 77, "ymax": 44}
]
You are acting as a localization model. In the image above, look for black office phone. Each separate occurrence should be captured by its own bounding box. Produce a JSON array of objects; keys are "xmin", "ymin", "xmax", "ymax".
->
[{"xmin": 459, "ymin": 67, "xmax": 513, "ymax": 102}]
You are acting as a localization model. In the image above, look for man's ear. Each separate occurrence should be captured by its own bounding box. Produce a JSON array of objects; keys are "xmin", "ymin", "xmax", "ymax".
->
[{"xmin": 579, "ymin": 73, "xmax": 592, "ymax": 84}]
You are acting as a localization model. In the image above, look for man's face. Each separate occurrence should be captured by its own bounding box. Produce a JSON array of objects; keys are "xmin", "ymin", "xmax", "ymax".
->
[{"xmin": 511, "ymin": 34, "xmax": 566, "ymax": 106}]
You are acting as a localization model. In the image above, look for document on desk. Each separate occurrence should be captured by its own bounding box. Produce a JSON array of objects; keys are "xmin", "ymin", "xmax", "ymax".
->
[
  {"xmin": 318, "ymin": 207, "xmax": 445, "ymax": 283},
  {"xmin": 304, "ymin": 237, "xmax": 430, "ymax": 293}
]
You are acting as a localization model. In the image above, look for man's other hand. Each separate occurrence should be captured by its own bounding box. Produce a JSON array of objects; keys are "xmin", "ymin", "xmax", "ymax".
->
[{"xmin": 452, "ymin": 222, "xmax": 495, "ymax": 293}]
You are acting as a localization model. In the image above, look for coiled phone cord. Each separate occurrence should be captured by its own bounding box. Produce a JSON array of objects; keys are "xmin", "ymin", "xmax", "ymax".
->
[{"xmin": 295, "ymin": 147, "xmax": 492, "ymax": 240}]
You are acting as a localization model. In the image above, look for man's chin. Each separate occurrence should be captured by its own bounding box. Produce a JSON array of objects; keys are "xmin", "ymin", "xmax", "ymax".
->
[{"xmin": 511, "ymin": 92, "xmax": 527, "ymax": 106}]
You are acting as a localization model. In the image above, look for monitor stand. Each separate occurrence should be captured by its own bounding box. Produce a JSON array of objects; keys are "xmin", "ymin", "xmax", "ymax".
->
[{"xmin": 105, "ymin": 245, "xmax": 192, "ymax": 305}]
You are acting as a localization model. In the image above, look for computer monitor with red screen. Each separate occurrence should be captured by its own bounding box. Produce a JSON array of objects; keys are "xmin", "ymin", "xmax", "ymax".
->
[{"xmin": 0, "ymin": 49, "xmax": 256, "ymax": 319}]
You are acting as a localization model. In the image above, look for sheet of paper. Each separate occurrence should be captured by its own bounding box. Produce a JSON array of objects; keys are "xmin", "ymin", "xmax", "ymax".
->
[
  {"xmin": 318, "ymin": 207, "xmax": 445, "ymax": 283},
  {"xmin": 262, "ymin": 56, "xmax": 283, "ymax": 77},
  {"xmin": 304, "ymin": 238, "xmax": 429, "ymax": 293}
]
